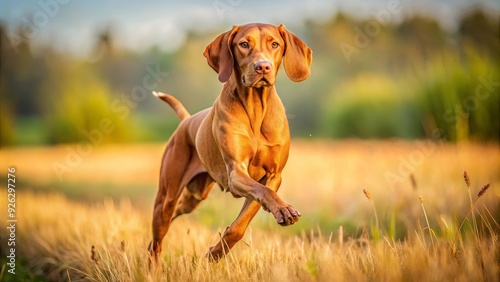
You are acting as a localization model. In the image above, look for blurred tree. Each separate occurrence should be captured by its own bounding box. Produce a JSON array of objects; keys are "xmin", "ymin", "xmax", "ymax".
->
[
  {"xmin": 415, "ymin": 51, "xmax": 499, "ymax": 142},
  {"xmin": 0, "ymin": 24, "xmax": 14, "ymax": 146},
  {"xmin": 458, "ymin": 10, "xmax": 499, "ymax": 59},
  {"xmin": 0, "ymin": 23, "xmax": 45, "ymax": 116},
  {"xmin": 396, "ymin": 16, "xmax": 447, "ymax": 61},
  {"xmin": 95, "ymin": 28, "xmax": 115, "ymax": 58},
  {"xmin": 0, "ymin": 71, "xmax": 14, "ymax": 147},
  {"xmin": 322, "ymin": 73, "xmax": 423, "ymax": 139},
  {"xmin": 41, "ymin": 63, "xmax": 130, "ymax": 144}
]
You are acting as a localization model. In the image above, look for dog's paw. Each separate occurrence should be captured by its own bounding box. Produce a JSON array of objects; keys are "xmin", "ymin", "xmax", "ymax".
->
[
  {"xmin": 274, "ymin": 205, "xmax": 301, "ymax": 226},
  {"xmin": 206, "ymin": 245, "xmax": 224, "ymax": 262}
]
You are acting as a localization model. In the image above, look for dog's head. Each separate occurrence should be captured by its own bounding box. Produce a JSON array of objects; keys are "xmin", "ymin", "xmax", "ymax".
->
[{"xmin": 204, "ymin": 23, "xmax": 312, "ymax": 88}]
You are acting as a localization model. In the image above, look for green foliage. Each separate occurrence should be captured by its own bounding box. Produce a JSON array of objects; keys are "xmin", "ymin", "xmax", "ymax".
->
[
  {"xmin": 387, "ymin": 211, "xmax": 397, "ymax": 241},
  {"xmin": 14, "ymin": 117, "xmax": 46, "ymax": 145},
  {"xmin": 414, "ymin": 50, "xmax": 499, "ymax": 141},
  {"xmin": 0, "ymin": 71, "xmax": 15, "ymax": 147},
  {"xmin": 370, "ymin": 219, "xmax": 381, "ymax": 242},
  {"xmin": 459, "ymin": 10, "xmax": 500, "ymax": 58},
  {"xmin": 321, "ymin": 50, "xmax": 498, "ymax": 141},
  {"xmin": 0, "ymin": 102, "xmax": 15, "ymax": 147},
  {"xmin": 322, "ymin": 74, "xmax": 422, "ymax": 139},
  {"xmin": 305, "ymin": 259, "xmax": 320, "ymax": 280},
  {"xmin": 42, "ymin": 64, "xmax": 129, "ymax": 144},
  {"xmin": 0, "ymin": 257, "xmax": 48, "ymax": 282}
]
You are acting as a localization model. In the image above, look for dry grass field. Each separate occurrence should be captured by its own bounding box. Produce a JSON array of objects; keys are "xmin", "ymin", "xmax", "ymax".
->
[{"xmin": 0, "ymin": 140, "xmax": 499, "ymax": 281}]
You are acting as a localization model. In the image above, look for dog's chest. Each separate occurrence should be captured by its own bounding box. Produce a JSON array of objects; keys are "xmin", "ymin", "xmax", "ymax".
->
[
  {"xmin": 247, "ymin": 136, "xmax": 288, "ymax": 181},
  {"xmin": 248, "ymin": 108, "xmax": 289, "ymax": 175}
]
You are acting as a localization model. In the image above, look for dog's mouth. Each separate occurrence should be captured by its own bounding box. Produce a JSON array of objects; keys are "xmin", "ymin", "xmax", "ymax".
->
[
  {"xmin": 242, "ymin": 75, "xmax": 273, "ymax": 88},
  {"xmin": 254, "ymin": 77, "xmax": 270, "ymax": 87}
]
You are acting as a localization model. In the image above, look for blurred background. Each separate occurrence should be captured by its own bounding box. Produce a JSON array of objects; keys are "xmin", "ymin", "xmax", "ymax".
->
[{"xmin": 0, "ymin": 0, "xmax": 498, "ymax": 146}]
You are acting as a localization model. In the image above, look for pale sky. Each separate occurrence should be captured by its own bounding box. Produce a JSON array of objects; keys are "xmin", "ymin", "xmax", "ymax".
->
[{"xmin": 1, "ymin": 0, "xmax": 498, "ymax": 57}]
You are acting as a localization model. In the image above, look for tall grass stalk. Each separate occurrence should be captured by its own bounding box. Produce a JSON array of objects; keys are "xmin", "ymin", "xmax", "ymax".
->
[
  {"xmin": 363, "ymin": 189, "xmax": 380, "ymax": 241},
  {"xmin": 458, "ymin": 183, "xmax": 491, "ymax": 233},
  {"xmin": 463, "ymin": 171, "xmax": 478, "ymax": 235},
  {"xmin": 419, "ymin": 196, "xmax": 435, "ymax": 249}
]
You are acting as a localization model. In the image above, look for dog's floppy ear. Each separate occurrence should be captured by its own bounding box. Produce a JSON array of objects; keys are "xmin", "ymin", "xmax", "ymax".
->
[
  {"xmin": 278, "ymin": 24, "xmax": 312, "ymax": 82},
  {"xmin": 203, "ymin": 26, "xmax": 240, "ymax": 83}
]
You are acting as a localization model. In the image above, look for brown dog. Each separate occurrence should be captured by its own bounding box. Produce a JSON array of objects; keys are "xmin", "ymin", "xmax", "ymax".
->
[{"xmin": 149, "ymin": 23, "xmax": 312, "ymax": 262}]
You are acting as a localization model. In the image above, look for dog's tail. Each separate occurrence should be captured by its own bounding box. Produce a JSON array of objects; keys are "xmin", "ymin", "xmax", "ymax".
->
[{"xmin": 152, "ymin": 91, "xmax": 191, "ymax": 121}]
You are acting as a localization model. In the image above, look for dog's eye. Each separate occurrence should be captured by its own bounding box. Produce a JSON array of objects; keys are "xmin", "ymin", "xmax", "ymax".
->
[
  {"xmin": 239, "ymin": 42, "xmax": 249, "ymax": 49},
  {"xmin": 271, "ymin": 42, "xmax": 279, "ymax": 49}
]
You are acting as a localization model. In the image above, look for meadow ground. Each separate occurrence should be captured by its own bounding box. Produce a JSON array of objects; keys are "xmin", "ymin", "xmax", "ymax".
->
[{"xmin": 0, "ymin": 140, "xmax": 498, "ymax": 281}]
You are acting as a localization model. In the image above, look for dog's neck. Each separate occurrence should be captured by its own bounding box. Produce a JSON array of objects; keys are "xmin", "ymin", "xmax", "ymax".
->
[{"xmin": 223, "ymin": 77, "xmax": 277, "ymax": 134}]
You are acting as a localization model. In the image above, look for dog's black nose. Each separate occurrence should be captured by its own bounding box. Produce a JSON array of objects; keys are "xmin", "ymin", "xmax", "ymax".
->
[{"xmin": 254, "ymin": 61, "xmax": 272, "ymax": 74}]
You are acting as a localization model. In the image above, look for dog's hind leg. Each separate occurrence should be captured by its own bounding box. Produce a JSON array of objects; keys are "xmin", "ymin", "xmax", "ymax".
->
[
  {"xmin": 172, "ymin": 172, "xmax": 215, "ymax": 220},
  {"xmin": 149, "ymin": 137, "xmax": 192, "ymax": 262}
]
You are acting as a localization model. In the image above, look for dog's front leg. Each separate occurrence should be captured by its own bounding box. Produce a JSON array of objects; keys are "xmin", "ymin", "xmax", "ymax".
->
[
  {"xmin": 206, "ymin": 198, "xmax": 261, "ymax": 261},
  {"xmin": 227, "ymin": 167, "xmax": 300, "ymax": 226},
  {"xmin": 207, "ymin": 172, "xmax": 299, "ymax": 261}
]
